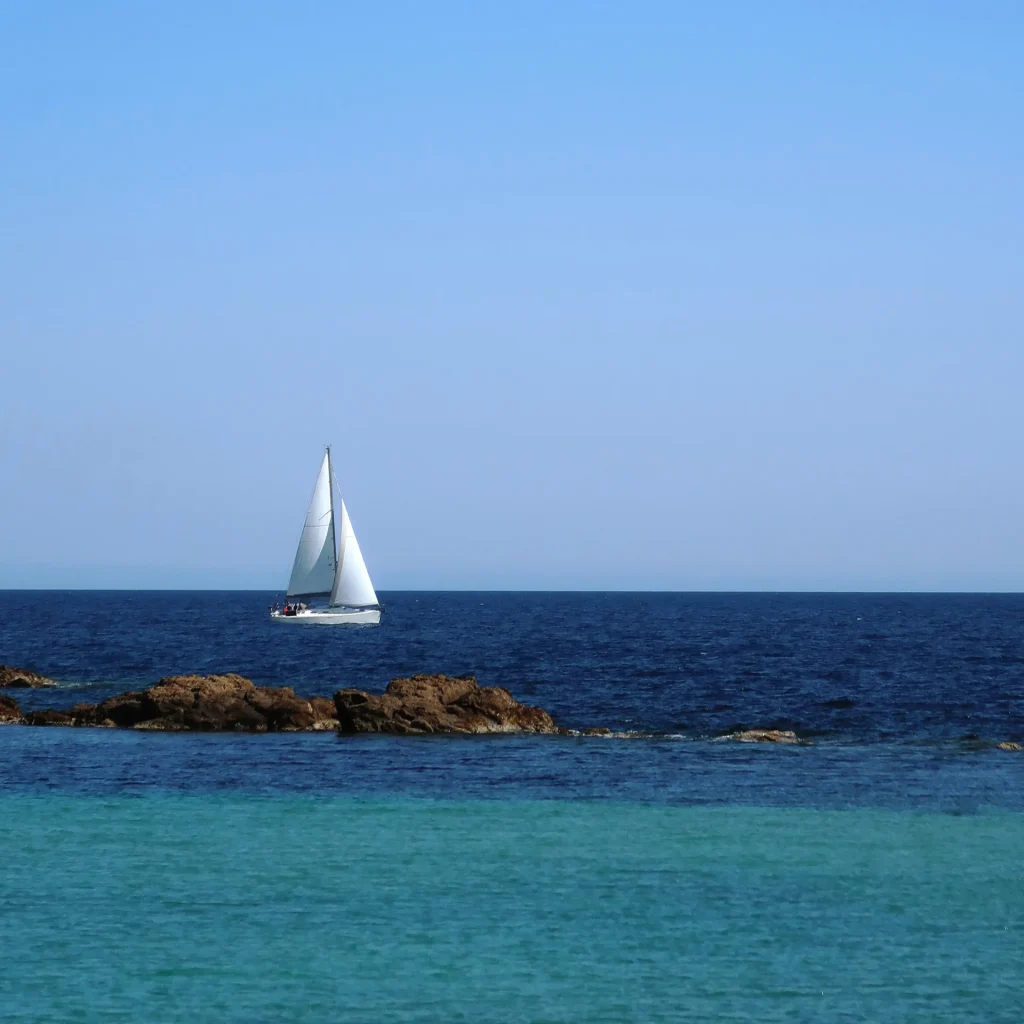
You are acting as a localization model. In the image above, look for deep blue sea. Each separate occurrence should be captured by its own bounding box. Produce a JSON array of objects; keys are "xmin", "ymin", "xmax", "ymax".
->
[{"xmin": 1, "ymin": 591, "xmax": 1022, "ymax": 1021}]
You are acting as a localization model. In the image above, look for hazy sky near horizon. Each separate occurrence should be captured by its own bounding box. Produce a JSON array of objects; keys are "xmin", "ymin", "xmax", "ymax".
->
[{"xmin": 2, "ymin": 2, "xmax": 1022, "ymax": 590}]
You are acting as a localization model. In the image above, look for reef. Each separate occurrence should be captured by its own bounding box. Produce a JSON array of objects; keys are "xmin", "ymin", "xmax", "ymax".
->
[
  {"xmin": 0, "ymin": 665, "xmax": 56, "ymax": 688},
  {"xmin": 10, "ymin": 672, "xmax": 561, "ymax": 735},
  {"xmin": 334, "ymin": 674, "xmax": 559, "ymax": 735},
  {"xmin": 716, "ymin": 729, "xmax": 804, "ymax": 744},
  {"xmin": 0, "ymin": 694, "xmax": 23, "ymax": 723},
  {"xmin": 21, "ymin": 674, "xmax": 338, "ymax": 732},
  {"xmin": 3, "ymin": 677, "xmax": 1022, "ymax": 750}
]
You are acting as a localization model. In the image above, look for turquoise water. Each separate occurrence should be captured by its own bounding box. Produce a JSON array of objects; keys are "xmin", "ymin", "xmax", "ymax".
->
[{"xmin": 2, "ymin": 795, "xmax": 1021, "ymax": 1022}]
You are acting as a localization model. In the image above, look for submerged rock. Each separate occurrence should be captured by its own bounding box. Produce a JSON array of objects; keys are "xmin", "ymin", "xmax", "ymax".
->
[
  {"xmin": 0, "ymin": 665, "xmax": 56, "ymax": 688},
  {"xmin": 334, "ymin": 674, "xmax": 559, "ymax": 735},
  {"xmin": 820, "ymin": 696, "xmax": 855, "ymax": 710},
  {"xmin": 0, "ymin": 694, "xmax": 23, "ymax": 723},
  {"xmin": 21, "ymin": 674, "xmax": 339, "ymax": 732},
  {"xmin": 716, "ymin": 729, "xmax": 804, "ymax": 745}
]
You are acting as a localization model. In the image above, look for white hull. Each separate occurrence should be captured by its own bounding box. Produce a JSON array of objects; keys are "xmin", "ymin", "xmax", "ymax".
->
[{"xmin": 271, "ymin": 608, "xmax": 381, "ymax": 625}]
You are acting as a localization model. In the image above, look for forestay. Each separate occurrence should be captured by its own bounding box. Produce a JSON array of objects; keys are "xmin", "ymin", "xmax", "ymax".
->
[
  {"xmin": 286, "ymin": 452, "xmax": 337, "ymax": 597},
  {"xmin": 330, "ymin": 500, "xmax": 378, "ymax": 608}
]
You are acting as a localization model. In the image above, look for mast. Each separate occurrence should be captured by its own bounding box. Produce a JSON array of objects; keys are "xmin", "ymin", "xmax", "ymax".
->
[{"xmin": 326, "ymin": 444, "xmax": 339, "ymax": 584}]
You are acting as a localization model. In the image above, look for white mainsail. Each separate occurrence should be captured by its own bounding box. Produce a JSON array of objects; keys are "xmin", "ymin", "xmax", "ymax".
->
[
  {"xmin": 286, "ymin": 451, "xmax": 336, "ymax": 597},
  {"xmin": 329, "ymin": 500, "xmax": 379, "ymax": 608}
]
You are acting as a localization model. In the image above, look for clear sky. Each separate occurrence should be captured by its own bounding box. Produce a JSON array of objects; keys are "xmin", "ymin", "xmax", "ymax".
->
[{"xmin": 2, "ymin": 1, "xmax": 1022, "ymax": 591}]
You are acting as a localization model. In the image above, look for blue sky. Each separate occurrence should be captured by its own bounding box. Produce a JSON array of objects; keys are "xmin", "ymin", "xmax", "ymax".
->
[{"xmin": 2, "ymin": 2, "xmax": 1022, "ymax": 590}]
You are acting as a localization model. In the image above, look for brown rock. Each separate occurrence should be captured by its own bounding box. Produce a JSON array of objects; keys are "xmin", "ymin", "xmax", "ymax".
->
[
  {"xmin": 334, "ymin": 674, "xmax": 559, "ymax": 735},
  {"xmin": 14, "ymin": 672, "xmax": 559, "ymax": 736},
  {"xmin": 21, "ymin": 674, "xmax": 340, "ymax": 732},
  {"xmin": 717, "ymin": 729, "xmax": 803, "ymax": 744},
  {"xmin": 308, "ymin": 697, "xmax": 341, "ymax": 731},
  {"xmin": 0, "ymin": 694, "xmax": 23, "ymax": 723},
  {"xmin": 91, "ymin": 692, "xmax": 148, "ymax": 728},
  {"xmin": 996, "ymin": 741, "xmax": 1022, "ymax": 751},
  {"xmin": 23, "ymin": 709, "xmax": 78, "ymax": 726},
  {"xmin": 0, "ymin": 665, "xmax": 56, "ymax": 688}
]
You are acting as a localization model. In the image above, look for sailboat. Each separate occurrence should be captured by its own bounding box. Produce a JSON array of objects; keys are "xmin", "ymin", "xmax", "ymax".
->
[{"xmin": 271, "ymin": 446, "xmax": 382, "ymax": 625}]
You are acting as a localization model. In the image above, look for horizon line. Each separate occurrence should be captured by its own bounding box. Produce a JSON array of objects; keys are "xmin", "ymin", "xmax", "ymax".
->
[{"xmin": 1, "ymin": 587, "xmax": 1023, "ymax": 596}]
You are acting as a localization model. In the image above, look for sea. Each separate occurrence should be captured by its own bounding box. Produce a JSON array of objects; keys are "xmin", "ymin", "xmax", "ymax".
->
[{"xmin": 1, "ymin": 591, "xmax": 1021, "ymax": 1022}]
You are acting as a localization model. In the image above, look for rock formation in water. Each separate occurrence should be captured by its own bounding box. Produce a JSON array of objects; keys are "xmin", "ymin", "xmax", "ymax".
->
[
  {"xmin": 996, "ymin": 741, "xmax": 1022, "ymax": 751},
  {"xmin": 0, "ymin": 665, "xmax": 56, "ymax": 688},
  {"xmin": 0, "ymin": 694, "xmax": 23, "ymax": 723},
  {"xmin": 716, "ymin": 728, "xmax": 803, "ymax": 744},
  {"xmin": 14, "ymin": 672, "xmax": 562, "ymax": 734},
  {"xmin": 334, "ymin": 674, "xmax": 559, "ymax": 735},
  {"xmin": 22, "ymin": 674, "xmax": 339, "ymax": 732}
]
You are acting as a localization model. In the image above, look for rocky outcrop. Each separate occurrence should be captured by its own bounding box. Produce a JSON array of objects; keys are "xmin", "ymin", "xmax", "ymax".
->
[
  {"xmin": 334, "ymin": 674, "xmax": 559, "ymax": 735},
  {"xmin": 14, "ymin": 673, "xmax": 559, "ymax": 734},
  {"xmin": 0, "ymin": 665, "xmax": 56, "ymax": 688},
  {"xmin": 22, "ymin": 674, "xmax": 339, "ymax": 732},
  {"xmin": 716, "ymin": 729, "xmax": 803, "ymax": 744},
  {"xmin": 22, "ymin": 709, "xmax": 79, "ymax": 727},
  {"xmin": 996, "ymin": 741, "xmax": 1022, "ymax": 751},
  {"xmin": 0, "ymin": 694, "xmax": 23, "ymax": 723}
]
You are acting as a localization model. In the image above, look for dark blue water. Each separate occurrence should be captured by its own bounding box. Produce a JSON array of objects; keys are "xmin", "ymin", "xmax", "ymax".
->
[{"xmin": 2, "ymin": 591, "xmax": 1022, "ymax": 808}]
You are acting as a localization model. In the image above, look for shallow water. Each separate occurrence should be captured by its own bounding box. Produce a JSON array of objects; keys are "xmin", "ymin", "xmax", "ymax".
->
[
  {"xmin": 1, "ymin": 591, "xmax": 1022, "ymax": 1020},
  {"xmin": 1, "ymin": 796, "xmax": 1021, "ymax": 1023}
]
